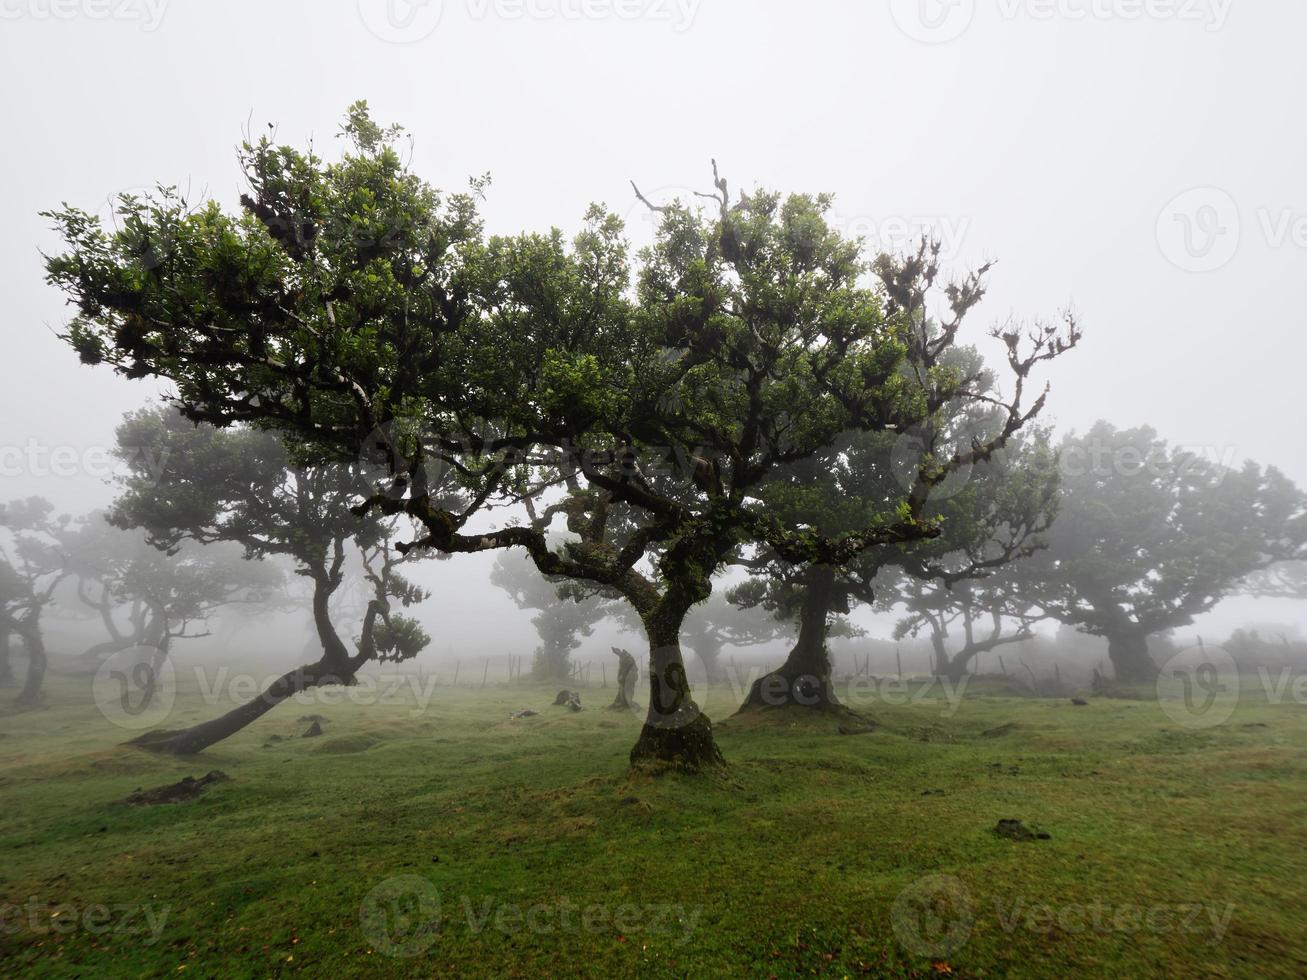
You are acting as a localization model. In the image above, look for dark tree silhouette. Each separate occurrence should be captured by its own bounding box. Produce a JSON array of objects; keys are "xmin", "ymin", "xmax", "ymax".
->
[{"xmin": 609, "ymin": 646, "xmax": 640, "ymax": 711}]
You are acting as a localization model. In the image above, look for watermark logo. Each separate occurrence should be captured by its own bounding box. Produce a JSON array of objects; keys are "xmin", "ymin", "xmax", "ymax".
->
[
  {"xmin": 0, "ymin": 439, "xmax": 170, "ymax": 482},
  {"xmin": 996, "ymin": 0, "xmax": 1233, "ymax": 30},
  {"xmin": 360, "ymin": 875, "xmax": 443, "ymax": 958},
  {"xmin": 890, "ymin": 1, "xmax": 1233, "ymax": 45},
  {"xmin": 1156, "ymin": 187, "xmax": 1240, "ymax": 273},
  {"xmin": 623, "ymin": 645, "xmax": 709, "ymax": 730},
  {"xmin": 889, "ymin": 0, "xmax": 976, "ymax": 44},
  {"xmin": 891, "ymin": 874, "xmax": 974, "ymax": 958},
  {"xmin": 891, "ymin": 878, "xmax": 1235, "ymax": 962},
  {"xmin": 465, "ymin": 0, "xmax": 701, "ymax": 30},
  {"xmin": 359, "ymin": 876, "xmax": 700, "ymax": 956},
  {"xmin": 357, "ymin": 0, "xmax": 445, "ymax": 42},
  {"xmin": 1156, "ymin": 643, "xmax": 1239, "ymax": 729},
  {"xmin": 92, "ymin": 645, "xmax": 175, "ymax": 730}
]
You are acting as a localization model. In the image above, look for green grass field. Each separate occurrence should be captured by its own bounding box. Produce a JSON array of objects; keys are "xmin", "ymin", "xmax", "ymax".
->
[{"xmin": 1, "ymin": 666, "xmax": 1305, "ymax": 978}]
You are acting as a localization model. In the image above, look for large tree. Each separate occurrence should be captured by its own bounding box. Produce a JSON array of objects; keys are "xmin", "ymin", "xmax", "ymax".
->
[
  {"xmin": 109, "ymin": 406, "xmax": 428, "ymax": 753},
  {"xmin": 45, "ymin": 105, "xmax": 1074, "ymax": 769},
  {"xmin": 1020, "ymin": 422, "xmax": 1307, "ymax": 683},
  {"xmin": 727, "ymin": 340, "xmax": 1064, "ymax": 716}
]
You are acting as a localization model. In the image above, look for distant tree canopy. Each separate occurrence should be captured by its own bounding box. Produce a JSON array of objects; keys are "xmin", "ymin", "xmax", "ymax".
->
[
  {"xmin": 58, "ymin": 511, "xmax": 192, "ymax": 663},
  {"xmin": 1018, "ymin": 422, "xmax": 1307, "ymax": 683},
  {"xmin": 490, "ymin": 551, "xmax": 608, "ymax": 682},
  {"xmin": 45, "ymin": 103, "xmax": 1075, "ymax": 769}
]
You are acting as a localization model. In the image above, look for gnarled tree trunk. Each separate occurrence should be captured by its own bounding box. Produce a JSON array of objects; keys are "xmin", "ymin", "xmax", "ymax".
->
[
  {"xmin": 735, "ymin": 565, "xmax": 852, "ymax": 715},
  {"xmin": 15, "ymin": 628, "xmax": 46, "ymax": 705},
  {"xmin": 629, "ymin": 614, "xmax": 723, "ymax": 771},
  {"xmin": 609, "ymin": 647, "xmax": 639, "ymax": 710},
  {"xmin": 1107, "ymin": 630, "xmax": 1157, "ymax": 684}
]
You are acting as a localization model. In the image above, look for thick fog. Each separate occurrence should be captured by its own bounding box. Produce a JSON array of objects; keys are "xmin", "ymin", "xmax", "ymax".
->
[
  {"xmin": 3, "ymin": 0, "xmax": 1306, "ymax": 655},
  {"xmin": 8, "ymin": 8, "xmax": 1307, "ymax": 979}
]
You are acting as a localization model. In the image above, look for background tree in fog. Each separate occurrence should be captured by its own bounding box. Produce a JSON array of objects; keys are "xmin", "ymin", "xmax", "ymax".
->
[
  {"xmin": 870, "ymin": 428, "xmax": 1060, "ymax": 684},
  {"xmin": 490, "ymin": 552, "xmax": 608, "ymax": 682},
  {"xmin": 0, "ymin": 498, "xmax": 69, "ymax": 703},
  {"xmin": 1017, "ymin": 422, "xmax": 1307, "ymax": 683}
]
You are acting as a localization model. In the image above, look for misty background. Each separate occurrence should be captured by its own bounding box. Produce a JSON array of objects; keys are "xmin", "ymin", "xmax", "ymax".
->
[{"xmin": 3, "ymin": 0, "xmax": 1304, "ymax": 665}]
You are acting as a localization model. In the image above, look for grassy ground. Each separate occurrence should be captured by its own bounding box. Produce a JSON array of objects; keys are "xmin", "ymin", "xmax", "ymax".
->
[{"xmin": 1, "ymin": 664, "xmax": 1305, "ymax": 978}]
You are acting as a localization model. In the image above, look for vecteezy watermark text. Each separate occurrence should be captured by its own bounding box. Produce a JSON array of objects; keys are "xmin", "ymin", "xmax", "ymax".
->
[
  {"xmin": 360, "ymin": 876, "xmax": 700, "ymax": 958},
  {"xmin": 0, "ymin": 0, "xmax": 167, "ymax": 30},
  {"xmin": 892, "ymin": 874, "xmax": 1236, "ymax": 960},
  {"xmin": 0, "ymin": 898, "xmax": 170, "ymax": 944},
  {"xmin": 890, "ymin": 0, "xmax": 1233, "ymax": 45}
]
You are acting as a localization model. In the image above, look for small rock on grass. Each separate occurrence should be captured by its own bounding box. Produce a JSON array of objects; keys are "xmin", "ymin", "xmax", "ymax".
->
[{"xmin": 994, "ymin": 818, "xmax": 1050, "ymax": 841}]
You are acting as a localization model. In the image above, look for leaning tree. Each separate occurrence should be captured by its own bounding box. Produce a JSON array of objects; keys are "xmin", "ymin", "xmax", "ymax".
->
[
  {"xmin": 45, "ymin": 104, "xmax": 1075, "ymax": 769},
  {"xmin": 1018, "ymin": 422, "xmax": 1307, "ymax": 683},
  {"xmin": 108, "ymin": 405, "xmax": 429, "ymax": 753}
]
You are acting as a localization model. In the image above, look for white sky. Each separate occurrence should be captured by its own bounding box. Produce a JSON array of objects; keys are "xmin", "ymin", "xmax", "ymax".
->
[{"xmin": 2, "ymin": 0, "xmax": 1304, "ymax": 650}]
